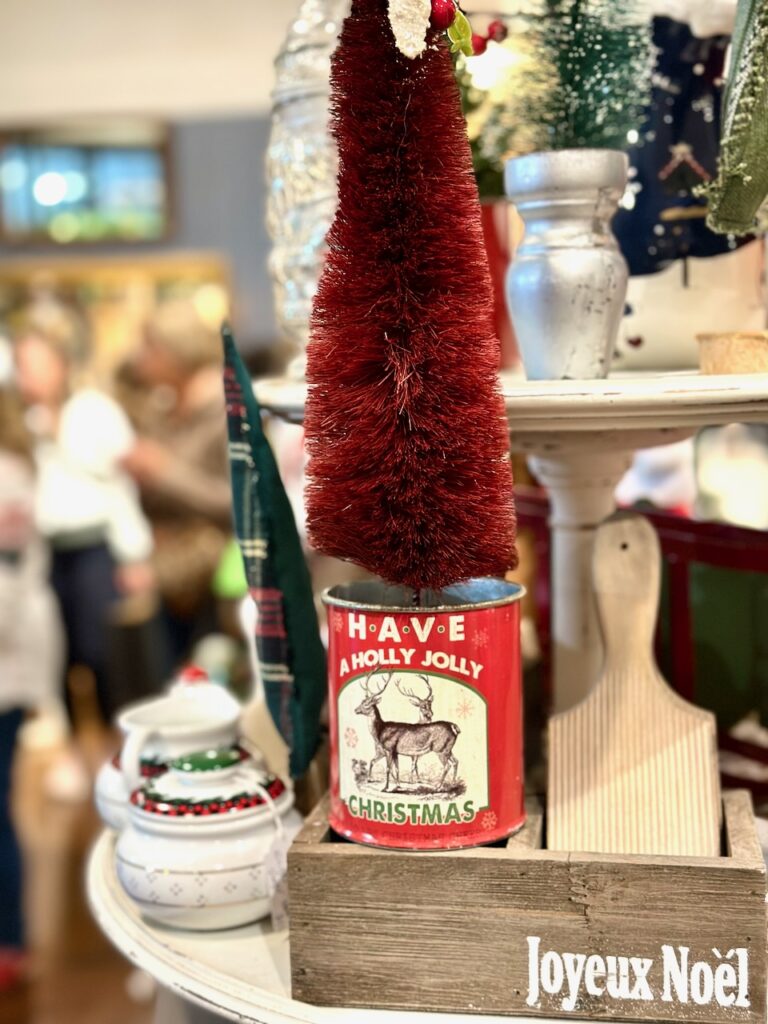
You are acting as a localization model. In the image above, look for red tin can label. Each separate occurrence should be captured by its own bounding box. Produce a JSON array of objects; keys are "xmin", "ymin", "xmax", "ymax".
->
[{"xmin": 323, "ymin": 581, "xmax": 525, "ymax": 850}]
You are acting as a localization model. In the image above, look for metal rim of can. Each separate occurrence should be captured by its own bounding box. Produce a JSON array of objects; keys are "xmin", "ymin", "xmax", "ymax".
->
[{"xmin": 322, "ymin": 578, "xmax": 526, "ymax": 615}]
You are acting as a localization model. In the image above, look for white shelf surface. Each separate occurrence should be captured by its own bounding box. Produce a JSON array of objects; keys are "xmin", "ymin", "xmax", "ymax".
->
[
  {"xmin": 255, "ymin": 371, "xmax": 768, "ymax": 435},
  {"xmin": 88, "ymin": 830, "xmax": 561, "ymax": 1024}
]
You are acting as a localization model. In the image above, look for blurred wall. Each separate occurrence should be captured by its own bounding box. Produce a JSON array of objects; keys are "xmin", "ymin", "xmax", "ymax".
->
[
  {"xmin": 0, "ymin": 0, "xmax": 297, "ymax": 122},
  {"xmin": 0, "ymin": 116, "xmax": 278, "ymax": 350},
  {"xmin": 0, "ymin": 0, "xmax": 302, "ymax": 349},
  {"xmin": 171, "ymin": 116, "xmax": 276, "ymax": 347}
]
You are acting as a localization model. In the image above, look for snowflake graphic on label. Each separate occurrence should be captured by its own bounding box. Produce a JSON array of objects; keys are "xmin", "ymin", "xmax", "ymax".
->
[
  {"xmin": 481, "ymin": 810, "xmax": 498, "ymax": 831},
  {"xmin": 455, "ymin": 696, "xmax": 473, "ymax": 720},
  {"xmin": 338, "ymin": 670, "xmax": 489, "ymax": 820},
  {"xmin": 475, "ymin": 628, "xmax": 490, "ymax": 648}
]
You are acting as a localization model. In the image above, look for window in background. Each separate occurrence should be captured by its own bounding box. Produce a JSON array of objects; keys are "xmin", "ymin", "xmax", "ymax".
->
[{"xmin": 0, "ymin": 120, "xmax": 171, "ymax": 245}]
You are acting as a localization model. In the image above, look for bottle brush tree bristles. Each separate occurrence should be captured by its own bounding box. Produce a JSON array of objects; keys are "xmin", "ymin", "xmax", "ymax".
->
[
  {"xmin": 527, "ymin": 0, "xmax": 653, "ymax": 152},
  {"xmin": 304, "ymin": 0, "xmax": 517, "ymax": 593}
]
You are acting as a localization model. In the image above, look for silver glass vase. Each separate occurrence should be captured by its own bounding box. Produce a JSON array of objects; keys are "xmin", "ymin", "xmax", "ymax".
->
[
  {"xmin": 266, "ymin": 0, "xmax": 350, "ymax": 380},
  {"xmin": 504, "ymin": 149, "xmax": 629, "ymax": 380}
]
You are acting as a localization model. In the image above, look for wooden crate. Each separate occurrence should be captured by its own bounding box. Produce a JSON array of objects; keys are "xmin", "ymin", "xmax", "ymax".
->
[{"xmin": 288, "ymin": 791, "xmax": 767, "ymax": 1023}]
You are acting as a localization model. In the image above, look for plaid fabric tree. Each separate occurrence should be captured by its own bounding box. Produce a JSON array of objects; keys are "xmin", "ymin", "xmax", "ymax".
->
[{"xmin": 222, "ymin": 326, "xmax": 325, "ymax": 777}]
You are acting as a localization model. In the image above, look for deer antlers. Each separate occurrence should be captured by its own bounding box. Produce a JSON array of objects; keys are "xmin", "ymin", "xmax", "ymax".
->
[
  {"xmin": 361, "ymin": 670, "xmax": 434, "ymax": 706},
  {"xmin": 396, "ymin": 674, "xmax": 433, "ymax": 704},
  {"xmin": 361, "ymin": 667, "xmax": 393, "ymax": 698}
]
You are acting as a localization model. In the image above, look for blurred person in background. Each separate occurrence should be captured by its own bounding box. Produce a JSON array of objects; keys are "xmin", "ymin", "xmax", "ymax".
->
[
  {"xmin": 0, "ymin": 385, "xmax": 62, "ymax": 990},
  {"xmin": 122, "ymin": 300, "xmax": 234, "ymax": 671},
  {"xmin": 13, "ymin": 299, "xmax": 154, "ymax": 799}
]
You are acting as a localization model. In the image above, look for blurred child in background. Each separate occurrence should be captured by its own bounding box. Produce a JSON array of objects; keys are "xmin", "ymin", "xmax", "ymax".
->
[
  {"xmin": 13, "ymin": 299, "xmax": 154, "ymax": 797},
  {"xmin": 0, "ymin": 385, "xmax": 62, "ymax": 989}
]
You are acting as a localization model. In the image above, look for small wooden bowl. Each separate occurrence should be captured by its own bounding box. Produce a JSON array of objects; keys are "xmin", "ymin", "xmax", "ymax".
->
[{"xmin": 697, "ymin": 331, "xmax": 768, "ymax": 374}]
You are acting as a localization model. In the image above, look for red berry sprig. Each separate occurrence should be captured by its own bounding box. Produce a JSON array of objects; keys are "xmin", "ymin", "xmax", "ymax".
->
[
  {"xmin": 472, "ymin": 18, "xmax": 508, "ymax": 55},
  {"xmin": 487, "ymin": 19, "xmax": 508, "ymax": 44},
  {"xmin": 430, "ymin": 1, "xmax": 508, "ymax": 56},
  {"xmin": 430, "ymin": 0, "xmax": 457, "ymax": 31}
]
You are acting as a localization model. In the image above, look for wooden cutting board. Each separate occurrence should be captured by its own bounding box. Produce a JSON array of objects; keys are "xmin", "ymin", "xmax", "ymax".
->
[{"xmin": 547, "ymin": 513, "xmax": 721, "ymax": 857}]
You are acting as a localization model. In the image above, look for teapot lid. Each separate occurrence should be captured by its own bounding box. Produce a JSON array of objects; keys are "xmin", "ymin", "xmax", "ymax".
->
[
  {"xmin": 118, "ymin": 664, "xmax": 241, "ymax": 735},
  {"xmin": 169, "ymin": 664, "xmax": 240, "ymax": 708},
  {"xmin": 129, "ymin": 747, "xmax": 289, "ymax": 822},
  {"xmin": 176, "ymin": 664, "xmax": 211, "ymax": 685}
]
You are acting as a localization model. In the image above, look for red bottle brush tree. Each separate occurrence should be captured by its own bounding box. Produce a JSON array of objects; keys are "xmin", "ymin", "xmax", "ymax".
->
[{"xmin": 304, "ymin": 0, "xmax": 517, "ymax": 594}]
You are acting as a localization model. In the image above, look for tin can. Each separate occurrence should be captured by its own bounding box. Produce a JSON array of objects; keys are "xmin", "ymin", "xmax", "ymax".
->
[{"xmin": 323, "ymin": 579, "xmax": 526, "ymax": 850}]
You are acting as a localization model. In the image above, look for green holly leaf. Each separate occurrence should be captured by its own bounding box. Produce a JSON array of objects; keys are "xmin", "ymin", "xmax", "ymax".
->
[{"xmin": 447, "ymin": 8, "xmax": 474, "ymax": 57}]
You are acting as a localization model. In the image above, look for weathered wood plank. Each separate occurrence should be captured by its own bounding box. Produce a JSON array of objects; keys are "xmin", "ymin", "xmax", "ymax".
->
[
  {"xmin": 507, "ymin": 796, "xmax": 544, "ymax": 851},
  {"xmin": 290, "ymin": 793, "xmax": 331, "ymax": 846},
  {"xmin": 724, "ymin": 790, "xmax": 764, "ymax": 866},
  {"xmin": 288, "ymin": 792, "xmax": 767, "ymax": 1023}
]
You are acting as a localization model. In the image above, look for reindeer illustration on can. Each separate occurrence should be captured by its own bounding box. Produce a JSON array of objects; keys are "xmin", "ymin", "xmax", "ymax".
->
[
  {"xmin": 354, "ymin": 670, "xmax": 460, "ymax": 793},
  {"xmin": 396, "ymin": 675, "xmax": 435, "ymax": 782}
]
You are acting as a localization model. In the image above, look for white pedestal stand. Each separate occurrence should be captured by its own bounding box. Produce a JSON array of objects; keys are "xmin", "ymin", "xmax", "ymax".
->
[
  {"xmin": 526, "ymin": 449, "xmax": 632, "ymax": 709},
  {"xmin": 256, "ymin": 371, "xmax": 768, "ymax": 711}
]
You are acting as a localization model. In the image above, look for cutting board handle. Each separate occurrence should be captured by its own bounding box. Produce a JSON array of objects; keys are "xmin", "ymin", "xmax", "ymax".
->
[{"xmin": 593, "ymin": 513, "xmax": 662, "ymax": 672}]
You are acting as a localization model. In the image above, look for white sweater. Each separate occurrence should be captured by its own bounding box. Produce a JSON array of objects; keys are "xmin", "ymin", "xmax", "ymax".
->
[{"xmin": 32, "ymin": 389, "xmax": 153, "ymax": 564}]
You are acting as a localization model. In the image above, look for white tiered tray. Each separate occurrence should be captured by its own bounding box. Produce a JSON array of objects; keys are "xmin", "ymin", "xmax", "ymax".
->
[
  {"xmin": 90, "ymin": 373, "xmax": 768, "ymax": 1023},
  {"xmin": 256, "ymin": 371, "xmax": 768, "ymax": 442},
  {"xmin": 87, "ymin": 831, "xmax": 559, "ymax": 1024},
  {"xmin": 255, "ymin": 371, "xmax": 768, "ymax": 711}
]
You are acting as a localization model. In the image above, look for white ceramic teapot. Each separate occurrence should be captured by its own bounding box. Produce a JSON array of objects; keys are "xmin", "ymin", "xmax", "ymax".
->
[
  {"xmin": 116, "ymin": 747, "xmax": 300, "ymax": 930},
  {"xmin": 95, "ymin": 665, "xmax": 242, "ymax": 830}
]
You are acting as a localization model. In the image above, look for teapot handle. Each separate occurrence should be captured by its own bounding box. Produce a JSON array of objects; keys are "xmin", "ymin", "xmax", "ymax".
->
[
  {"xmin": 255, "ymin": 781, "xmax": 288, "ymax": 905},
  {"xmin": 255, "ymin": 782, "xmax": 285, "ymax": 843},
  {"xmin": 120, "ymin": 726, "xmax": 155, "ymax": 793}
]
